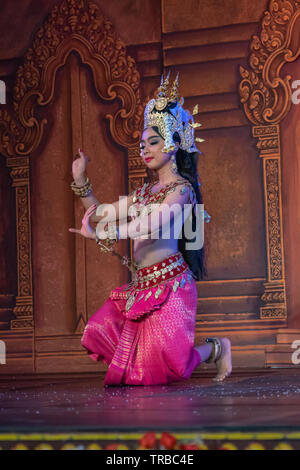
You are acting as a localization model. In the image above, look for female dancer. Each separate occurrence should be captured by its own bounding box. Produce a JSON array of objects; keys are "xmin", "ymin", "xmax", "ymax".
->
[{"xmin": 69, "ymin": 74, "xmax": 232, "ymax": 385}]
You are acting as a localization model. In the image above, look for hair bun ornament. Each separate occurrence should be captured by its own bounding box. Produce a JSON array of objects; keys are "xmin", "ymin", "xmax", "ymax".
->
[{"xmin": 143, "ymin": 71, "xmax": 205, "ymax": 154}]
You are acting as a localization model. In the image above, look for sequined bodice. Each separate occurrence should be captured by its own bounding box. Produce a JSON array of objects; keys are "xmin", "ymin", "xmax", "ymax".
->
[{"xmin": 128, "ymin": 179, "xmax": 196, "ymax": 220}]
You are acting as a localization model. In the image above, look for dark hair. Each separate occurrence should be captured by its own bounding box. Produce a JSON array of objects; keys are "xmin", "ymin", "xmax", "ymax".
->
[{"xmin": 147, "ymin": 126, "xmax": 208, "ymax": 281}]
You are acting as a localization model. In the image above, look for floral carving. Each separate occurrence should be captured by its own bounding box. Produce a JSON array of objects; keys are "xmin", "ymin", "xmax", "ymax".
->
[
  {"xmin": 260, "ymin": 307, "xmax": 286, "ymax": 319},
  {"xmin": 0, "ymin": 0, "xmax": 144, "ymax": 331},
  {"xmin": 0, "ymin": 109, "xmax": 24, "ymax": 157},
  {"xmin": 265, "ymin": 158, "xmax": 283, "ymax": 280},
  {"xmin": 0, "ymin": 0, "xmax": 143, "ymax": 158},
  {"xmin": 239, "ymin": 0, "xmax": 300, "ymax": 125}
]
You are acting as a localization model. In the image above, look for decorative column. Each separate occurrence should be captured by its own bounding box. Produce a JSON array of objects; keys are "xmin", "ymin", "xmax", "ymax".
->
[
  {"xmin": 1, "ymin": 0, "xmax": 145, "ymax": 335},
  {"xmin": 237, "ymin": 0, "xmax": 300, "ymax": 323},
  {"xmin": 253, "ymin": 125, "xmax": 287, "ymax": 319},
  {"xmin": 6, "ymin": 157, "xmax": 33, "ymax": 329},
  {"xmin": 128, "ymin": 146, "xmax": 147, "ymax": 192}
]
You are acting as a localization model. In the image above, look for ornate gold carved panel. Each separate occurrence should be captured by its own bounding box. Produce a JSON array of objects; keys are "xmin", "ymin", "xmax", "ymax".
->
[
  {"xmin": 238, "ymin": 0, "xmax": 300, "ymax": 320},
  {"xmin": 0, "ymin": 0, "xmax": 146, "ymax": 331},
  {"xmin": 6, "ymin": 157, "xmax": 33, "ymax": 329}
]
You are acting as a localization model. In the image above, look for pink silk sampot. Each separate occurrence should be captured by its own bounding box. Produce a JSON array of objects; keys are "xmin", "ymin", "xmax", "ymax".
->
[{"xmin": 81, "ymin": 251, "xmax": 201, "ymax": 385}]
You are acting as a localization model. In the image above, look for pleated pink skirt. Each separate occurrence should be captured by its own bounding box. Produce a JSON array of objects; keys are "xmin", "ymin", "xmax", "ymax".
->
[{"xmin": 81, "ymin": 252, "xmax": 201, "ymax": 386}]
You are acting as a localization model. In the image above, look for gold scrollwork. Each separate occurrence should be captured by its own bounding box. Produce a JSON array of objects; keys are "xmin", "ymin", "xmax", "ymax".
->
[
  {"xmin": 0, "ymin": 0, "xmax": 146, "ymax": 331},
  {"xmin": 238, "ymin": 0, "xmax": 298, "ymax": 321}
]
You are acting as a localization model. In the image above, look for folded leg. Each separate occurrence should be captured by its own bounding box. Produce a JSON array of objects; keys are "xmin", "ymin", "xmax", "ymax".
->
[{"xmin": 81, "ymin": 297, "xmax": 125, "ymax": 365}]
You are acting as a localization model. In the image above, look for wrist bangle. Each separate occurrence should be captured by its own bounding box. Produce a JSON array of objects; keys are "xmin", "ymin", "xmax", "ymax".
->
[{"xmin": 71, "ymin": 177, "xmax": 92, "ymax": 197}]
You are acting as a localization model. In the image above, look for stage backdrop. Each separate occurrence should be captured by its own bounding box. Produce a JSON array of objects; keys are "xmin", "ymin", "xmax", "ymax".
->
[{"xmin": 0, "ymin": 0, "xmax": 299, "ymax": 374}]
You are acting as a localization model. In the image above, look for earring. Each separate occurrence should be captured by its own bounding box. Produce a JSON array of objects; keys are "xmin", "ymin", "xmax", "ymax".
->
[{"xmin": 170, "ymin": 154, "xmax": 178, "ymax": 174}]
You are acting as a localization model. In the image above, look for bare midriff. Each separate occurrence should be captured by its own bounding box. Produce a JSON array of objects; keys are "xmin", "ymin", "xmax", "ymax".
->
[
  {"xmin": 134, "ymin": 235, "xmax": 180, "ymax": 268},
  {"xmin": 129, "ymin": 179, "xmax": 194, "ymax": 268}
]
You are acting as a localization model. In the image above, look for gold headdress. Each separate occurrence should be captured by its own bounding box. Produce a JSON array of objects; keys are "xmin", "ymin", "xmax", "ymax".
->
[{"xmin": 144, "ymin": 72, "xmax": 205, "ymax": 153}]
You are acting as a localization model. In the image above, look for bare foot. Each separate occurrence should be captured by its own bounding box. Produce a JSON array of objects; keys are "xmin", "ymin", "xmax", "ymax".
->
[{"xmin": 213, "ymin": 338, "xmax": 232, "ymax": 382}]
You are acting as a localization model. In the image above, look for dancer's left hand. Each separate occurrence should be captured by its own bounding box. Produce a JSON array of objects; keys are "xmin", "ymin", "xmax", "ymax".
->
[{"xmin": 69, "ymin": 204, "xmax": 97, "ymax": 240}]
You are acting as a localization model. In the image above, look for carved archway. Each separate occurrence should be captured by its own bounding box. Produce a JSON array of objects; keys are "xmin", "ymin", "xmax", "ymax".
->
[
  {"xmin": 0, "ymin": 0, "xmax": 147, "ymax": 331},
  {"xmin": 238, "ymin": 0, "xmax": 300, "ymax": 322}
]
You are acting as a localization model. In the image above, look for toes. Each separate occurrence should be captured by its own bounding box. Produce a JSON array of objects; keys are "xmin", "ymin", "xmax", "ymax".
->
[
  {"xmin": 212, "ymin": 372, "xmax": 231, "ymax": 382},
  {"xmin": 213, "ymin": 374, "xmax": 224, "ymax": 382}
]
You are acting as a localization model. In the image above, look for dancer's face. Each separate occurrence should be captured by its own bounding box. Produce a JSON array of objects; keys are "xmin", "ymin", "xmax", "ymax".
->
[{"xmin": 140, "ymin": 127, "xmax": 176, "ymax": 171}]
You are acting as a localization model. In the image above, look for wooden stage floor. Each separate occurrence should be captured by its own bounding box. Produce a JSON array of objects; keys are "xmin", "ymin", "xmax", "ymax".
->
[{"xmin": 1, "ymin": 368, "xmax": 300, "ymax": 450}]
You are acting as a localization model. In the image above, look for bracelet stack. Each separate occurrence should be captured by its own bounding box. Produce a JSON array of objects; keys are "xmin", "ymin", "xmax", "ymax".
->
[
  {"xmin": 96, "ymin": 223, "xmax": 119, "ymax": 251},
  {"xmin": 70, "ymin": 176, "xmax": 136, "ymax": 273},
  {"xmin": 71, "ymin": 177, "xmax": 92, "ymax": 197}
]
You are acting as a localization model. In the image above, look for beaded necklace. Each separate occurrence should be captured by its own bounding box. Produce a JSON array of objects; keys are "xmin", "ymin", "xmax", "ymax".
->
[{"xmin": 133, "ymin": 178, "xmax": 197, "ymax": 207}]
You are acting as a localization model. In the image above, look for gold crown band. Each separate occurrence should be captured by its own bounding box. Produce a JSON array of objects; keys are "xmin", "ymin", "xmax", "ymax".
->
[{"xmin": 143, "ymin": 72, "xmax": 205, "ymax": 154}]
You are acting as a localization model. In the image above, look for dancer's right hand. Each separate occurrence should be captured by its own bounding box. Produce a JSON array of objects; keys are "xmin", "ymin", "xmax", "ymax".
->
[
  {"xmin": 68, "ymin": 204, "xmax": 97, "ymax": 240},
  {"xmin": 72, "ymin": 148, "xmax": 89, "ymax": 183}
]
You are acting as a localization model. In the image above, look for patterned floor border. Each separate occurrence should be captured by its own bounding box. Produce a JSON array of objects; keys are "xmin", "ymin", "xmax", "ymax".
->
[{"xmin": 1, "ymin": 431, "xmax": 300, "ymax": 450}]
